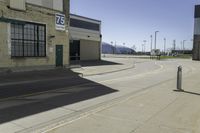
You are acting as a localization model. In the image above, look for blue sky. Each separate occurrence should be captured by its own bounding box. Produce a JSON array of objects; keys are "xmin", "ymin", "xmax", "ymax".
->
[{"xmin": 71, "ymin": 0, "xmax": 200, "ymax": 51}]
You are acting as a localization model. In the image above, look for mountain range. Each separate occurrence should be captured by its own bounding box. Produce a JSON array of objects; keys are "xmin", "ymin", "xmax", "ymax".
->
[{"xmin": 102, "ymin": 42, "xmax": 136, "ymax": 54}]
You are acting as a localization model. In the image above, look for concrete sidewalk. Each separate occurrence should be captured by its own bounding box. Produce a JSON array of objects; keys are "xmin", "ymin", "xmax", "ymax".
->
[
  {"xmin": 71, "ymin": 58, "xmax": 149, "ymax": 76},
  {"xmin": 45, "ymin": 63, "xmax": 200, "ymax": 133}
]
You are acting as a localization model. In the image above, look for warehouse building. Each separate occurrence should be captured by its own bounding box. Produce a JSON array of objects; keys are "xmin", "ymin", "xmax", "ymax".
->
[
  {"xmin": 193, "ymin": 5, "xmax": 200, "ymax": 60},
  {"xmin": 69, "ymin": 14, "xmax": 102, "ymax": 61},
  {"xmin": 0, "ymin": 0, "xmax": 70, "ymax": 69}
]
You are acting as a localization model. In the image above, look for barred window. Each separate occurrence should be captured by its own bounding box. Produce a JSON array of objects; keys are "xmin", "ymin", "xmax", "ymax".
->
[{"xmin": 11, "ymin": 22, "xmax": 46, "ymax": 57}]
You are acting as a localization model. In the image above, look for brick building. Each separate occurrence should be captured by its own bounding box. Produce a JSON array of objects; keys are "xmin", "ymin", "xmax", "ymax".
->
[{"xmin": 0, "ymin": 0, "xmax": 70, "ymax": 69}]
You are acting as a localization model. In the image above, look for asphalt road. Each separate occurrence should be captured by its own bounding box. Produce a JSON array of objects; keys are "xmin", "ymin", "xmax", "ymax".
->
[
  {"xmin": 45, "ymin": 58, "xmax": 200, "ymax": 133},
  {"xmin": 0, "ymin": 58, "xmax": 199, "ymax": 133}
]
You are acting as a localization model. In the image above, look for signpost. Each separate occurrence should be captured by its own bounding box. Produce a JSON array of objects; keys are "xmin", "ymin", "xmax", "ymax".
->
[{"xmin": 55, "ymin": 13, "xmax": 65, "ymax": 31}]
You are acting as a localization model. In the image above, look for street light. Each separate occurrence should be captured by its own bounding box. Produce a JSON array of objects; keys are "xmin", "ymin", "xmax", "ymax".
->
[
  {"xmin": 111, "ymin": 41, "xmax": 114, "ymax": 54},
  {"xmin": 150, "ymin": 35, "xmax": 153, "ymax": 51},
  {"xmin": 183, "ymin": 40, "xmax": 186, "ymax": 51},
  {"xmin": 154, "ymin": 31, "xmax": 159, "ymax": 49},
  {"xmin": 143, "ymin": 40, "xmax": 147, "ymax": 53},
  {"xmin": 183, "ymin": 40, "xmax": 186, "ymax": 54},
  {"xmin": 164, "ymin": 38, "xmax": 166, "ymax": 54}
]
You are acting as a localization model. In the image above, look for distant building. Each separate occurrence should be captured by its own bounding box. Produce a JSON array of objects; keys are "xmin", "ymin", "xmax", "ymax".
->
[
  {"xmin": 69, "ymin": 14, "xmax": 102, "ymax": 61},
  {"xmin": 193, "ymin": 5, "xmax": 200, "ymax": 60}
]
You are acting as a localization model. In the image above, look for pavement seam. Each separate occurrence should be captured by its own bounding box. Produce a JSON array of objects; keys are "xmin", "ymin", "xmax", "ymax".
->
[{"xmin": 11, "ymin": 122, "xmax": 27, "ymax": 129}]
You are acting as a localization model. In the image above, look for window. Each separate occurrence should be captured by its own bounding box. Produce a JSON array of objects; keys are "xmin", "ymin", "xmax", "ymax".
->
[
  {"xmin": 11, "ymin": 22, "xmax": 46, "ymax": 57},
  {"xmin": 70, "ymin": 18, "xmax": 100, "ymax": 31}
]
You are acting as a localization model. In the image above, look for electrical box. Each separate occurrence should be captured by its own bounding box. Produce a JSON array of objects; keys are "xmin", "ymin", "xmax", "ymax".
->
[{"xmin": 9, "ymin": 0, "xmax": 26, "ymax": 10}]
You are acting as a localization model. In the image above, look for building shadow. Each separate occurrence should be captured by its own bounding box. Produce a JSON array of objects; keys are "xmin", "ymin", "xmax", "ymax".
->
[
  {"xmin": 0, "ymin": 69, "xmax": 118, "ymax": 124},
  {"xmin": 70, "ymin": 60, "xmax": 122, "ymax": 67}
]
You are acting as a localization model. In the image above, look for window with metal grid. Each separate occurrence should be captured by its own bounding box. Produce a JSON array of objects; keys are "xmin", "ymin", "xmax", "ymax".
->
[{"xmin": 11, "ymin": 22, "xmax": 46, "ymax": 57}]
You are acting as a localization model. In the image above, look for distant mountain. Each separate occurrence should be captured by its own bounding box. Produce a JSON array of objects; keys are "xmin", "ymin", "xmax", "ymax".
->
[{"xmin": 102, "ymin": 42, "xmax": 135, "ymax": 54}]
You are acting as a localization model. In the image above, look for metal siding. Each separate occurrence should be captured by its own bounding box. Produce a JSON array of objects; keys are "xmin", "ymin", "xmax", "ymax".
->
[
  {"xmin": 194, "ymin": 18, "xmax": 200, "ymax": 35},
  {"xmin": 195, "ymin": 5, "xmax": 200, "ymax": 18}
]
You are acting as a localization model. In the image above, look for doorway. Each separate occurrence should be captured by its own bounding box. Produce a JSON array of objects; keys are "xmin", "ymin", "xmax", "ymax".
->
[
  {"xmin": 70, "ymin": 40, "xmax": 80, "ymax": 60},
  {"xmin": 56, "ymin": 45, "xmax": 63, "ymax": 67}
]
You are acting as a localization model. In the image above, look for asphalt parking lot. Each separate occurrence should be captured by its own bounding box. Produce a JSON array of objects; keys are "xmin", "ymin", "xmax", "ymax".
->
[{"xmin": 1, "ymin": 57, "xmax": 200, "ymax": 133}]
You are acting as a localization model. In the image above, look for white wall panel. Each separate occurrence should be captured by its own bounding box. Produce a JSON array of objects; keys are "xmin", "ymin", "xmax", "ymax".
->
[{"xmin": 70, "ymin": 27, "xmax": 101, "ymax": 41}]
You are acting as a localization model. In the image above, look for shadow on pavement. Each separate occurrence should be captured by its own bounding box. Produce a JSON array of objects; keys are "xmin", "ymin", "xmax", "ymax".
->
[
  {"xmin": 183, "ymin": 90, "xmax": 200, "ymax": 96},
  {"xmin": 0, "ymin": 69, "xmax": 118, "ymax": 124},
  {"xmin": 0, "ymin": 69, "xmax": 77, "ymax": 84},
  {"xmin": 174, "ymin": 90, "xmax": 200, "ymax": 96},
  {"xmin": 70, "ymin": 60, "xmax": 122, "ymax": 67}
]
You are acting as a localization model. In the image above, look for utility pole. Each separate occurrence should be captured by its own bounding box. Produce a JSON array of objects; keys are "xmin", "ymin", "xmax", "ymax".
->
[{"xmin": 155, "ymin": 31, "xmax": 159, "ymax": 49}]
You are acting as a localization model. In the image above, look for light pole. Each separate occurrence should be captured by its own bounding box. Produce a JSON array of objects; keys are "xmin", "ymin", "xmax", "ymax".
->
[
  {"xmin": 173, "ymin": 40, "xmax": 176, "ymax": 50},
  {"xmin": 183, "ymin": 40, "xmax": 186, "ymax": 51},
  {"xmin": 164, "ymin": 38, "xmax": 166, "ymax": 54},
  {"xmin": 154, "ymin": 31, "xmax": 159, "ymax": 49},
  {"xmin": 183, "ymin": 40, "xmax": 186, "ymax": 54},
  {"xmin": 150, "ymin": 35, "xmax": 153, "ymax": 51},
  {"xmin": 123, "ymin": 43, "xmax": 126, "ymax": 54},
  {"xmin": 111, "ymin": 41, "xmax": 114, "ymax": 54},
  {"xmin": 143, "ymin": 40, "xmax": 147, "ymax": 53}
]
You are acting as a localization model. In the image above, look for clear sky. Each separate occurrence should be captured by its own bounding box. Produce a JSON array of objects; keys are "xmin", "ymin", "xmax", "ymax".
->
[{"xmin": 71, "ymin": 0, "xmax": 200, "ymax": 51}]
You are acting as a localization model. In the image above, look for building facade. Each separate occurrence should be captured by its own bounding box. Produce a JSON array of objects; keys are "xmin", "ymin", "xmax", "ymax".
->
[
  {"xmin": 0, "ymin": 0, "xmax": 70, "ymax": 69},
  {"xmin": 193, "ymin": 5, "xmax": 200, "ymax": 60},
  {"xmin": 69, "ymin": 14, "xmax": 102, "ymax": 61}
]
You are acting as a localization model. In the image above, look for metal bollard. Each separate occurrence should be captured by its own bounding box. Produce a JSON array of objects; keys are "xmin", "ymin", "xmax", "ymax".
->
[{"xmin": 177, "ymin": 66, "xmax": 183, "ymax": 91}]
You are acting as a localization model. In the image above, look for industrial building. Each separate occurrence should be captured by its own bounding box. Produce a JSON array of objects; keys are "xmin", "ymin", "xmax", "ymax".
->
[
  {"xmin": 69, "ymin": 14, "xmax": 102, "ymax": 61},
  {"xmin": 0, "ymin": 0, "xmax": 102, "ymax": 71},
  {"xmin": 0, "ymin": 0, "xmax": 70, "ymax": 69},
  {"xmin": 193, "ymin": 5, "xmax": 200, "ymax": 60}
]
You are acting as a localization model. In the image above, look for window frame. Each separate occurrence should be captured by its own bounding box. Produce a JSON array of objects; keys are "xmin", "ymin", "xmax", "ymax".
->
[{"xmin": 11, "ymin": 21, "xmax": 47, "ymax": 58}]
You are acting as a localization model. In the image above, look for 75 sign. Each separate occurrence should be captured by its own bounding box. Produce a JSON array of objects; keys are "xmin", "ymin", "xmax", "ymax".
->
[{"xmin": 55, "ymin": 13, "xmax": 65, "ymax": 31}]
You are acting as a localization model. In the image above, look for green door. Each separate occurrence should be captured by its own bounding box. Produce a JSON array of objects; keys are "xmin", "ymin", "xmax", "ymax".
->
[{"xmin": 56, "ymin": 45, "xmax": 63, "ymax": 67}]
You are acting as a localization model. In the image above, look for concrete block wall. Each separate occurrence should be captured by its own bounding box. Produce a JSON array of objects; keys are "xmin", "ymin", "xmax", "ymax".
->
[{"xmin": 0, "ymin": 1, "xmax": 69, "ymax": 69}]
